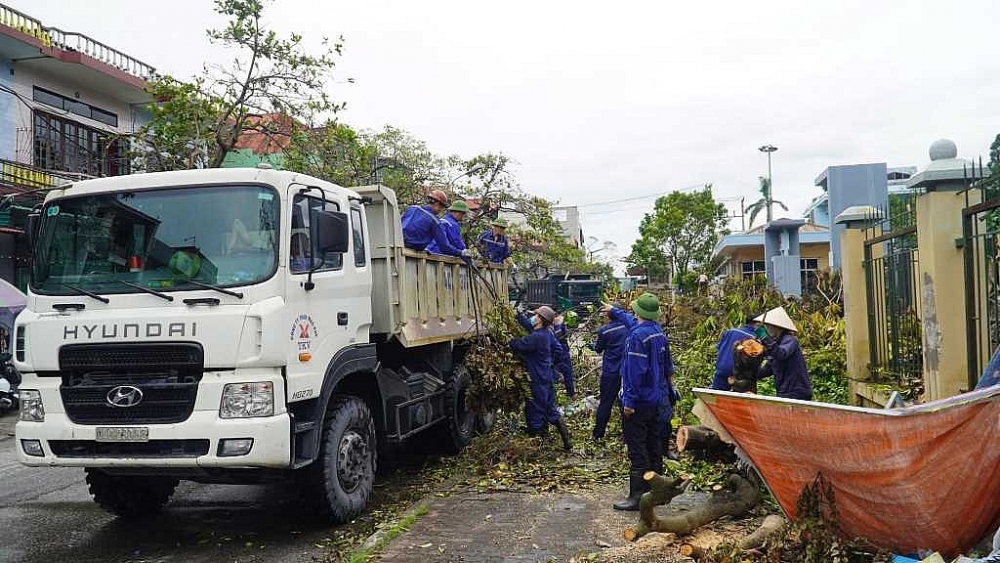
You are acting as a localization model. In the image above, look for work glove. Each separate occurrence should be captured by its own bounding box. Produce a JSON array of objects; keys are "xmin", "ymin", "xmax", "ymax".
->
[{"xmin": 460, "ymin": 249, "xmax": 473, "ymax": 258}]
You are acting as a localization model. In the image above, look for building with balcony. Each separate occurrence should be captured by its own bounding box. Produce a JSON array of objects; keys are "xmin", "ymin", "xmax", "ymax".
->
[{"xmin": 0, "ymin": 2, "xmax": 156, "ymax": 288}]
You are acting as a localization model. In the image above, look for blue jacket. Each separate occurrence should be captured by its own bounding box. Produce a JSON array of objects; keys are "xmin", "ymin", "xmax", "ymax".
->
[
  {"xmin": 711, "ymin": 324, "xmax": 757, "ymax": 390},
  {"xmin": 509, "ymin": 328, "xmax": 554, "ymax": 385},
  {"xmin": 478, "ymin": 230, "xmax": 510, "ymax": 263},
  {"xmin": 594, "ymin": 317, "xmax": 629, "ymax": 379},
  {"xmin": 549, "ymin": 323, "xmax": 575, "ymax": 395},
  {"xmin": 426, "ymin": 213, "xmax": 466, "ymax": 257},
  {"xmin": 401, "ymin": 205, "xmax": 462, "ymax": 255},
  {"xmin": 517, "ymin": 313, "xmax": 567, "ymax": 376},
  {"xmin": 621, "ymin": 321, "xmax": 672, "ymax": 409},
  {"xmin": 757, "ymin": 333, "xmax": 812, "ymax": 400}
]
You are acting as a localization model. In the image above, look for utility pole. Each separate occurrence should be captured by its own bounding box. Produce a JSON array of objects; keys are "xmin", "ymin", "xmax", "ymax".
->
[{"xmin": 758, "ymin": 144, "xmax": 778, "ymax": 223}]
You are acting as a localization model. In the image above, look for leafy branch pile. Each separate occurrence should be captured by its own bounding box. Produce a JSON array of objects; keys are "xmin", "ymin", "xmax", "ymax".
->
[
  {"xmin": 465, "ymin": 302, "xmax": 530, "ymax": 414},
  {"xmin": 665, "ymin": 276, "xmax": 850, "ymax": 423}
]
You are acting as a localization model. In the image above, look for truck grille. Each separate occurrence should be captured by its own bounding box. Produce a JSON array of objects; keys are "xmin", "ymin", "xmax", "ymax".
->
[
  {"xmin": 59, "ymin": 343, "xmax": 204, "ymax": 425},
  {"xmin": 49, "ymin": 439, "xmax": 210, "ymax": 458}
]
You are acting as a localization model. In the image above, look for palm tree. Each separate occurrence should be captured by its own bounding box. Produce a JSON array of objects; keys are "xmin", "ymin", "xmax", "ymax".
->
[{"xmin": 744, "ymin": 176, "xmax": 787, "ymax": 228}]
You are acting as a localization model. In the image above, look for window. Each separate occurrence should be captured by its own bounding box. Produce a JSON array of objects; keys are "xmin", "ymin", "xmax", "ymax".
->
[
  {"xmin": 33, "ymin": 87, "xmax": 118, "ymax": 127},
  {"xmin": 31, "ymin": 185, "xmax": 279, "ymax": 295},
  {"xmin": 290, "ymin": 194, "xmax": 342, "ymax": 273},
  {"xmin": 741, "ymin": 260, "xmax": 766, "ymax": 279},
  {"xmin": 801, "ymin": 258, "xmax": 819, "ymax": 292},
  {"xmin": 33, "ymin": 111, "xmax": 128, "ymax": 176},
  {"xmin": 351, "ymin": 207, "xmax": 366, "ymax": 267}
]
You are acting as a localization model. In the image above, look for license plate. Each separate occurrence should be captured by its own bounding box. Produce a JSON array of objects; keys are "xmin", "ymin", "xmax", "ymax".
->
[{"xmin": 95, "ymin": 427, "xmax": 149, "ymax": 442}]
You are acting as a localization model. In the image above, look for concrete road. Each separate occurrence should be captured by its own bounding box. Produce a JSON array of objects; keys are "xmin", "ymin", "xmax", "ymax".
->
[{"xmin": 0, "ymin": 412, "xmax": 345, "ymax": 563}]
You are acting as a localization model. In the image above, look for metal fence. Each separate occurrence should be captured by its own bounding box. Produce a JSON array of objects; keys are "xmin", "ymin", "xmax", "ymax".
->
[
  {"xmin": 962, "ymin": 160, "xmax": 1000, "ymax": 389},
  {"xmin": 863, "ymin": 203, "xmax": 923, "ymax": 395}
]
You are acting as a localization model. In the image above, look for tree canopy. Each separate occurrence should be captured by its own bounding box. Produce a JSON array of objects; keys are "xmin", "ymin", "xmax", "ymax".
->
[{"xmin": 626, "ymin": 187, "xmax": 729, "ymax": 286}]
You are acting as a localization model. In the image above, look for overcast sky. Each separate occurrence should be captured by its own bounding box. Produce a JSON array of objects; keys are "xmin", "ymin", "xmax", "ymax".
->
[{"xmin": 17, "ymin": 0, "xmax": 1000, "ymax": 272}]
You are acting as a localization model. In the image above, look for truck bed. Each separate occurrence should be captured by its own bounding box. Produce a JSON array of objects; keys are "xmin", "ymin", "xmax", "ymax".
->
[{"xmin": 355, "ymin": 185, "xmax": 509, "ymax": 347}]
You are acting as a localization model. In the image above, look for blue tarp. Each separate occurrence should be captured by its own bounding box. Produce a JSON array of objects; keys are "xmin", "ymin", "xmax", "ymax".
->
[{"xmin": 976, "ymin": 346, "xmax": 1000, "ymax": 390}]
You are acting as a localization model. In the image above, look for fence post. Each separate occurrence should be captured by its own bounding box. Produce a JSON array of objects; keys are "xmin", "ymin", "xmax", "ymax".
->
[
  {"xmin": 835, "ymin": 206, "xmax": 882, "ymax": 405},
  {"xmin": 907, "ymin": 139, "xmax": 982, "ymax": 399}
]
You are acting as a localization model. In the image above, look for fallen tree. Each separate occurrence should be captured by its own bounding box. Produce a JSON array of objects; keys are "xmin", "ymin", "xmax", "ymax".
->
[
  {"xmin": 624, "ymin": 472, "xmax": 760, "ymax": 542},
  {"xmin": 679, "ymin": 514, "xmax": 785, "ymax": 559},
  {"xmin": 676, "ymin": 425, "xmax": 737, "ymax": 463}
]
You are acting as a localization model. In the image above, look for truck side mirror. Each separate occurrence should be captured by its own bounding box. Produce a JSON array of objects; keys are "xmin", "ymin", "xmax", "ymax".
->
[
  {"xmin": 315, "ymin": 210, "xmax": 349, "ymax": 254},
  {"xmin": 25, "ymin": 212, "xmax": 40, "ymax": 251},
  {"xmin": 304, "ymin": 209, "xmax": 349, "ymax": 292}
]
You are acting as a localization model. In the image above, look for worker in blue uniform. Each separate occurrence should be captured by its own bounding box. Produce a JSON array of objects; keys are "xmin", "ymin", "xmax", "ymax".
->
[
  {"xmin": 754, "ymin": 307, "xmax": 813, "ymax": 401},
  {"xmin": 510, "ymin": 305, "xmax": 572, "ymax": 451},
  {"xmin": 477, "ymin": 218, "xmax": 511, "ymax": 263},
  {"xmin": 426, "ymin": 200, "xmax": 470, "ymax": 258},
  {"xmin": 611, "ymin": 293, "xmax": 672, "ymax": 511},
  {"xmin": 551, "ymin": 317, "xmax": 576, "ymax": 397},
  {"xmin": 401, "ymin": 190, "xmax": 471, "ymax": 258},
  {"xmin": 516, "ymin": 309, "xmax": 573, "ymax": 397},
  {"xmin": 711, "ymin": 314, "xmax": 761, "ymax": 391},
  {"xmin": 591, "ymin": 303, "xmax": 629, "ymax": 440},
  {"xmin": 606, "ymin": 299, "xmax": 678, "ymax": 459}
]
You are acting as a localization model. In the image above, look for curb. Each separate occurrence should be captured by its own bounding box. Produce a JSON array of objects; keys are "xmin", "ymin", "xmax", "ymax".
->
[{"xmin": 351, "ymin": 473, "xmax": 465, "ymax": 559}]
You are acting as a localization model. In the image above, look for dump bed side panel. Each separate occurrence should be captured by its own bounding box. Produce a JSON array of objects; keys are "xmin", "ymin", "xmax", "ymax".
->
[{"xmin": 355, "ymin": 185, "xmax": 508, "ymax": 348}]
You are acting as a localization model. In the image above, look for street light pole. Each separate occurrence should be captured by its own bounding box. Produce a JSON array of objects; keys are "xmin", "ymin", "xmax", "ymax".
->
[{"xmin": 758, "ymin": 144, "xmax": 778, "ymax": 223}]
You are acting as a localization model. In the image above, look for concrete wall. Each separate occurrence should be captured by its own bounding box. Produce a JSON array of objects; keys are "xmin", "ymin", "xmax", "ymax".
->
[
  {"xmin": 9, "ymin": 62, "xmax": 144, "ymax": 162},
  {"xmin": 0, "ymin": 56, "xmax": 13, "ymax": 161},
  {"xmin": 721, "ymin": 243, "xmax": 830, "ymax": 278},
  {"xmin": 825, "ymin": 164, "xmax": 889, "ymax": 270}
]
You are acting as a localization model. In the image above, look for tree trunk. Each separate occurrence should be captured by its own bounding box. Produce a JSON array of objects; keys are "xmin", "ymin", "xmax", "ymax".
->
[
  {"xmin": 624, "ymin": 473, "xmax": 759, "ymax": 542},
  {"xmin": 737, "ymin": 514, "xmax": 785, "ymax": 550},
  {"xmin": 676, "ymin": 425, "xmax": 737, "ymax": 463}
]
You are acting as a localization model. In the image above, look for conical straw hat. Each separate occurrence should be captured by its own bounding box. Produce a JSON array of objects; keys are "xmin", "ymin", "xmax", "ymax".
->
[{"xmin": 754, "ymin": 306, "xmax": 797, "ymax": 333}]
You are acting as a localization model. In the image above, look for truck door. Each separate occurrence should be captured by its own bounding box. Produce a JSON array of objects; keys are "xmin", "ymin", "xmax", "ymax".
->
[{"xmin": 284, "ymin": 185, "xmax": 373, "ymax": 405}]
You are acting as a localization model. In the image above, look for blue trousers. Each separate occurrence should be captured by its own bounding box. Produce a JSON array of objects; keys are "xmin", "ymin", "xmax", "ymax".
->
[
  {"xmin": 593, "ymin": 375, "xmax": 621, "ymax": 439},
  {"xmin": 658, "ymin": 399, "xmax": 674, "ymax": 446},
  {"xmin": 623, "ymin": 404, "xmax": 663, "ymax": 475},
  {"xmin": 526, "ymin": 378, "xmax": 561, "ymax": 432}
]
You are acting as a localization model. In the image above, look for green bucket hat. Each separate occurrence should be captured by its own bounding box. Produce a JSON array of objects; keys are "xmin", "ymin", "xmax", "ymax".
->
[
  {"xmin": 449, "ymin": 200, "xmax": 470, "ymax": 213},
  {"xmin": 490, "ymin": 217, "xmax": 508, "ymax": 228},
  {"xmin": 631, "ymin": 292, "xmax": 661, "ymax": 321}
]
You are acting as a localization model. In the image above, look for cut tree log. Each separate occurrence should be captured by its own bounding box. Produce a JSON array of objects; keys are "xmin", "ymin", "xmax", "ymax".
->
[
  {"xmin": 624, "ymin": 473, "xmax": 760, "ymax": 542},
  {"xmin": 676, "ymin": 425, "xmax": 737, "ymax": 462},
  {"xmin": 678, "ymin": 514, "xmax": 785, "ymax": 560},
  {"xmin": 623, "ymin": 472, "xmax": 686, "ymax": 542},
  {"xmin": 737, "ymin": 514, "xmax": 785, "ymax": 550}
]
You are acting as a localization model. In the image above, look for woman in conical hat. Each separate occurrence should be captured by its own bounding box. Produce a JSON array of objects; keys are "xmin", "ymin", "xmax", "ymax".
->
[{"xmin": 754, "ymin": 306, "xmax": 812, "ymax": 401}]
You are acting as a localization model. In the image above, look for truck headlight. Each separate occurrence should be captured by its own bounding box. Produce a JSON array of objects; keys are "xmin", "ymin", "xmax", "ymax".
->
[
  {"xmin": 220, "ymin": 382, "xmax": 274, "ymax": 419},
  {"xmin": 19, "ymin": 389, "xmax": 44, "ymax": 422}
]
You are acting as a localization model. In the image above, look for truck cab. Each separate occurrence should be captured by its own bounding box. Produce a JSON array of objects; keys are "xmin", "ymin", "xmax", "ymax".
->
[{"xmin": 14, "ymin": 168, "xmax": 505, "ymax": 522}]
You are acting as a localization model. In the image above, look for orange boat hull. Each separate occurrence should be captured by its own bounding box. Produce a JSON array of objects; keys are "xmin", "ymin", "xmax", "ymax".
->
[{"xmin": 694, "ymin": 386, "xmax": 1000, "ymax": 556}]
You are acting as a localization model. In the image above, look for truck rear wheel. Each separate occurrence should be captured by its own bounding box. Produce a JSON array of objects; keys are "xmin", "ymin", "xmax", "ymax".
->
[
  {"xmin": 84, "ymin": 469, "xmax": 178, "ymax": 518},
  {"xmin": 302, "ymin": 395, "xmax": 377, "ymax": 524},
  {"xmin": 443, "ymin": 365, "xmax": 476, "ymax": 453}
]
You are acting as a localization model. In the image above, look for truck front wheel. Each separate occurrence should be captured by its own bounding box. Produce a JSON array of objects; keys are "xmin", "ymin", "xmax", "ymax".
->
[
  {"xmin": 302, "ymin": 395, "xmax": 377, "ymax": 524},
  {"xmin": 84, "ymin": 469, "xmax": 178, "ymax": 518}
]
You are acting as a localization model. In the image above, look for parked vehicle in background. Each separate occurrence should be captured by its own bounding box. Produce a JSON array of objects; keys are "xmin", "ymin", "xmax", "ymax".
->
[
  {"xmin": 14, "ymin": 167, "xmax": 506, "ymax": 522},
  {"xmin": 522, "ymin": 273, "xmax": 603, "ymax": 316}
]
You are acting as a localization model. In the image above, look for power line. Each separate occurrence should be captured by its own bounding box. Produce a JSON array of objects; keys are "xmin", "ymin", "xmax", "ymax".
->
[{"xmin": 572, "ymin": 183, "xmax": 707, "ymax": 208}]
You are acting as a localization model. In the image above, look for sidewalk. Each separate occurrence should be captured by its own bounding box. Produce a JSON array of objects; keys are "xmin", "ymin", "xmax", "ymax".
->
[{"xmin": 375, "ymin": 483, "xmax": 633, "ymax": 562}]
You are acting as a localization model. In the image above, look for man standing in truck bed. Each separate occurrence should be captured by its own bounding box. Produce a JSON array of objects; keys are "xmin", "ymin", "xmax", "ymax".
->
[
  {"xmin": 427, "ymin": 200, "xmax": 471, "ymax": 258},
  {"xmin": 401, "ymin": 190, "xmax": 471, "ymax": 258}
]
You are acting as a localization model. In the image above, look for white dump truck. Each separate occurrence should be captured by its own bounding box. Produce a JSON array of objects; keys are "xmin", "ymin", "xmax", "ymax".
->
[{"xmin": 14, "ymin": 167, "xmax": 506, "ymax": 522}]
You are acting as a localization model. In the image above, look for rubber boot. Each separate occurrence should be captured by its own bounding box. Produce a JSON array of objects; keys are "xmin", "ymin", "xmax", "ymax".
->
[
  {"xmin": 555, "ymin": 419, "xmax": 573, "ymax": 452},
  {"xmin": 613, "ymin": 470, "xmax": 646, "ymax": 511}
]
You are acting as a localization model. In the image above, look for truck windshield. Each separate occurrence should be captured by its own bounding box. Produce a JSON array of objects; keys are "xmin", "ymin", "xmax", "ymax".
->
[{"xmin": 31, "ymin": 185, "xmax": 279, "ymax": 296}]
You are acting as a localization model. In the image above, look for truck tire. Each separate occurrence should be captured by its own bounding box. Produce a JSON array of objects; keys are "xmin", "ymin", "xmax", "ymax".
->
[
  {"xmin": 84, "ymin": 469, "xmax": 178, "ymax": 518},
  {"xmin": 443, "ymin": 365, "xmax": 476, "ymax": 453},
  {"xmin": 302, "ymin": 395, "xmax": 377, "ymax": 524}
]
